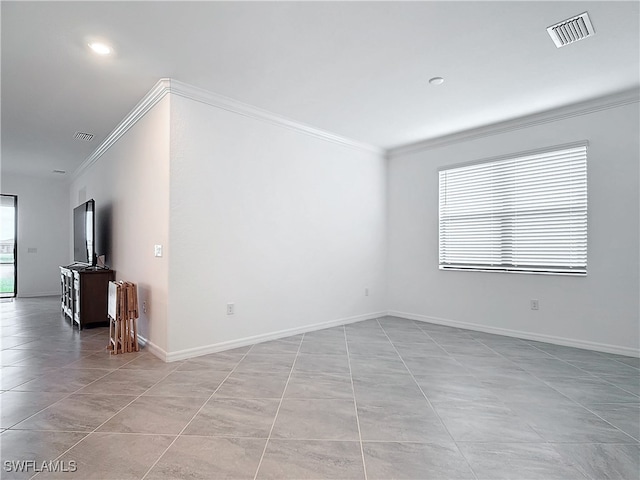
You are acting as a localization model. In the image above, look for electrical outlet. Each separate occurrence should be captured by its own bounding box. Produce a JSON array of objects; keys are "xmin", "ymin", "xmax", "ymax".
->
[
  {"xmin": 142, "ymin": 301, "xmax": 147, "ymax": 314},
  {"xmin": 226, "ymin": 303, "xmax": 235, "ymax": 315},
  {"xmin": 530, "ymin": 299, "xmax": 539, "ymax": 310},
  {"xmin": 154, "ymin": 245, "xmax": 163, "ymax": 257}
]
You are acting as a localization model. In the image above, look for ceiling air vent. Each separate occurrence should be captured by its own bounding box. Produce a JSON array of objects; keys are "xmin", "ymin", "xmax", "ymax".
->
[
  {"xmin": 547, "ymin": 12, "xmax": 595, "ymax": 48},
  {"xmin": 73, "ymin": 131, "xmax": 94, "ymax": 142}
]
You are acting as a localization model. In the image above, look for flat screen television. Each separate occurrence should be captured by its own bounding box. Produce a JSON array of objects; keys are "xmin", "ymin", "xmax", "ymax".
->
[{"xmin": 73, "ymin": 199, "xmax": 96, "ymax": 266}]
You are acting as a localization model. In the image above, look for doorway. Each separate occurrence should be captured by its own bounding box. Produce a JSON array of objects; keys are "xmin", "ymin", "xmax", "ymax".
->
[{"xmin": 0, "ymin": 195, "xmax": 17, "ymax": 298}]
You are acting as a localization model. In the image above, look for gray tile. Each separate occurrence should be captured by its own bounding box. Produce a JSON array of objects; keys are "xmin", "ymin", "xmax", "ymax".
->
[
  {"xmin": 345, "ymin": 329, "xmax": 389, "ymax": 344},
  {"xmin": 146, "ymin": 436, "xmax": 266, "ymax": 480},
  {"xmin": 509, "ymin": 401, "xmax": 637, "ymax": 443},
  {"xmin": 177, "ymin": 352, "xmax": 245, "ymax": 371},
  {"xmin": 97, "ymin": 395, "xmax": 206, "ymax": 434},
  {"xmin": 601, "ymin": 373, "xmax": 640, "ymax": 396},
  {"xmin": 36, "ymin": 432, "xmax": 174, "ymax": 479},
  {"xmin": 0, "ymin": 365, "xmax": 52, "ymax": 390},
  {"xmin": 0, "ymin": 391, "xmax": 67, "ymax": 428},
  {"xmin": 248, "ymin": 339, "xmax": 301, "ymax": 354},
  {"xmin": 299, "ymin": 338, "xmax": 347, "ymax": 355},
  {"xmin": 490, "ymin": 382, "xmax": 576, "ymax": 407},
  {"xmin": 294, "ymin": 353, "xmax": 351, "ymax": 374},
  {"xmin": 589, "ymin": 403, "xmax": 640, "ymax": 441},
  {"xmin": 552, "ymin": 443, "xmax": 640, "ymax": 480},
  {"xmin": 401, "ymin": 355, "xmax": 469, "ymax": 376},
  {"xmin": 235, "ymin": 354, "xmax": 295, "ymax": 373},
  {"xmin": 183, "ymin": 397, "xmax": 279, "ymax": 437},
  {"xmin": 567, "ymin": 358, "xmax": 640, "ymax": 377},
  {"xmin": 364, "ymin": 441, "xmax": 475, "ymax": 480},
  {"xmin": 0, "ymin": 348, "xmax": 36, "ymax": 366},
  {"xmin": 77, "ymin": 368, "xmax": 167, "ymax": 395},
  {"xmin": 353, "ymin": 379, "xmax": 425, "ymax": 404},
  {"xmin": 349, "ymin": 355, "xmax": 409, "ymax": 375},
  {"xmin": 428, "ymin": 332, "xmax": 478, "ymax": 346},
  {"xmin": 285, "ymin": 372, "xmax": 353, "ymax": 399},
  {"xmin": 11, "ymin": 368, "xmax": 111, "ymax": 393},
  {"xmin": 257, "ymin": 439, "xmax": 364, "ymax": 479},
  {"xmin": 487, "ymin": 343, "xmax": 555, "ymax": 360},
  {"xmin": 611, "ymin": 356, "xmax": 640, "ymax": 369},
  {"xmin": 10, "ymin": 351, "xmax": 86, "ymax": 369},
  {"xmin": 66, "ymin": 351, "xmax": 140, "ymax": 369},
  {"xmin": 346, "ymin": 340, "xmax": 398, "ymax": 356},
  {"xmin": 546, "ymin": 376, "xmax": 639, "ymax": 405},
  {"xmin": 350, "ymin": 371, "xmax": 416, "ymax": 386},
  {"xmin": 144, "ymin": 369, "xmax": 229, "ymax": 397},
  {"xmin": 459, "ymin": 442, "xmax": 587, "ymax": 480},
  {"xmin": 215, "ymin": 370, "xmax": 290, "ymax": 398},
  {"xmin": 434, "ymin": 400, "xmax": 544, "ymax": 443},
  {"xmin": 357, "ymin": 398, "xmax": 452, "ymax": 442},
  {"xmin": 455, "ymin": 355, "xmax": 526, "ymax": 376},
  {"xmin": 414, "ymin": 374, "xmax": 502, "ymax": 404},
  {"xmin": 441, "ymin": 342, "xmax": 498, "ymax": 356},
  {"xmin": 271, "ymin": 398, "xmax": 359, "ymax": 440},
  {"xmin": 475, "ymin": 371, "xmax": 546, "ymax": 389},
  {"xmin": 385, "ymin": 331, "xmax": 435, "ymax": 344},
  {"xmin": 393, "ymin": 341, "xmax": 450, "ymax": 358},
  {"xmin": 13, "ymin": 393, "xmax": 135, "ymax": 432},
  {"xmin": 119, "ymin": 353, "xmax": 183, "ymax": 371},
  {"xmin": 0, "ymin": 430, "xmax": 87, "ymax": 480},
  {"xmin": 303, "ymin": 328, "xmax": 345, "ymax": 341}
]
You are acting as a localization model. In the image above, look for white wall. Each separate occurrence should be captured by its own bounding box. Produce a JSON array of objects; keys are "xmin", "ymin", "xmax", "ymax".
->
[
  {"xmin": 167, "ymin": 94, "xmax": 387, "ymax": 357},
  {"xmin": 0, "ymin": 173, "xmax": 70, "ymax": 296},
  {"xmin": 70, "ymin": 96, "xmax": 171, "ymax": 352},
  {"xmin": 387, "ymin": 102, "xmax": 640, "ymax": 354}
]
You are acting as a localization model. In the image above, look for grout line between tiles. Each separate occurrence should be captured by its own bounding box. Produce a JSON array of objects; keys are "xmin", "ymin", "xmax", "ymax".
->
[
  {"xmin": 252, "ymin": 332, "xmax": 305, "ymax": 480},
  {"xmin": 137, "ymin": 351, "xmax": 253, "ymax": 480},
  {"xmin": 376, "ymin": 317, "xmax": 480, "ymax": 480},
  {"xmin": 344, "ymin": 325, "xmax": 369, "ymax": 480},
  {"xmin": 27, "ymin": 354, "xmax": 183, "ymax": 480}
]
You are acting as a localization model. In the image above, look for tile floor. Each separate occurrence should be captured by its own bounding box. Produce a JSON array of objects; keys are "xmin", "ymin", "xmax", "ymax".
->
[{"xmin": 1, "ymin": 296, "xmax": 638, "ymax": 479}]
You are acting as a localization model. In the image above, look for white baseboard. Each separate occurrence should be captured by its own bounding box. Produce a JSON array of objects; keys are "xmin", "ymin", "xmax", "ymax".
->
[
  {"xmin": 164, "ymin": 311, "xmax": 387, "ymax": 363},
  {"xmin": 388, "ymin": 310, "xmax": 640, "ymax": 358},
  {"xmin": 137, "ymin": 334, "xmax": 169, "ymax": 362}
]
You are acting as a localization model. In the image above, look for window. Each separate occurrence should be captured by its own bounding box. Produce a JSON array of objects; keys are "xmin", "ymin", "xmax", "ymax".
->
[{"xmin": 439, "ymin": 144, "xmax": 587, "ymax": 275}]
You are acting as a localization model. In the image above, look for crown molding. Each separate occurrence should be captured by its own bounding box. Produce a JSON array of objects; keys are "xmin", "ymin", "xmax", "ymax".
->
[
  {"xmin": 72, "ymin": 78, "xmax": 382, "ymax": 180},
  {"xmin": 168, "ymin": 79, "xmax": 383, "ymax": 155},
  {"xmin": 72, "ymin": 79, "xmax": 171, "ymax": 179},
  {"xmin": 387, "ymin": 87, "xmax": 640, "ymax": 159},
  {"xmin": 72, "ymin": 79, "xmax": 638, "ymax": 176}
]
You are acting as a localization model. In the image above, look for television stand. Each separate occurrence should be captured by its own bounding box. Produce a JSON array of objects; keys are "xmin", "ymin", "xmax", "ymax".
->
[{"xmin": 60, "ymin": 265, "xmax": 115, "ymax": 329}]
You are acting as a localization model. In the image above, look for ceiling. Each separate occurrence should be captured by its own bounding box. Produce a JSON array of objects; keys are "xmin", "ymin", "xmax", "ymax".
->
[{"xmin": 2, "ymin": 1, "xmax": 639, "ymax": 177}]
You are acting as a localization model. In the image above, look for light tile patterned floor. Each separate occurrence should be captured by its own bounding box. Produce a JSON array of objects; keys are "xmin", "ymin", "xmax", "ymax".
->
[{"xmin": 0, "ymin": 297, "xmax": 638, "ymax": 479}]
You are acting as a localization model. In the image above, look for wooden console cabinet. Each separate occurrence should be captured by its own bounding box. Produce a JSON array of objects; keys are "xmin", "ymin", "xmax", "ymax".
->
[{"xmin": 60, "ymin": 266, "xmax": 115, "ymax": 329}]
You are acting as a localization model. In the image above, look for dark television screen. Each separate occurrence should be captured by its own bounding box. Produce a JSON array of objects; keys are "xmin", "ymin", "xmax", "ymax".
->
[{"xmin": 73, "ymin": 199, "xmax": 95, "ymax": 265}]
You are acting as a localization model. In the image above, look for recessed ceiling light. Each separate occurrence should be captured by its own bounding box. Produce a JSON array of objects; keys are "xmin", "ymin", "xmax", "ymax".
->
[
  {"xmin": 429, "ymin": 77, "xmax": 445, "ymax": 85},
  {"xmin": 88, "ymin": 42, "xmax": 112, "ymax": 55}
]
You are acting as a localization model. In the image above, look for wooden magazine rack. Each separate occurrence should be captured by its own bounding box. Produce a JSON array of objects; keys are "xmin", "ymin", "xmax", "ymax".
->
[{"xmin": 107, "ymin": 281, "xmax": 140, "ymax": 354}]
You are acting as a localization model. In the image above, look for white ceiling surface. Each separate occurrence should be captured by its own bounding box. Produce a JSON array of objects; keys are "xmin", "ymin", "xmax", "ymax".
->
[{"xmin": 2, "ymin": 1, "xmax": 639, "ymax": 177}]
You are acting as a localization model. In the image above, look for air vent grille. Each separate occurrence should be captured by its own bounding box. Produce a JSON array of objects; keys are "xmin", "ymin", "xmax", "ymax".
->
[
  {"xmin": 52, "ymin": 169, "xmax": 66, "ymax": 174},
  {"xmin": 547, "ymin": 12, "xmax": 595, "ymax": 48},
  {"xmin": 73, "ymin": 131, "xmax": 94, "ymax": 142}
]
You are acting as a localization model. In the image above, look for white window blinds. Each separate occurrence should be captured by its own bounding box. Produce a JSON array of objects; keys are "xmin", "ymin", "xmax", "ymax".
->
[{"xmin": 439, "ymin": 144, "xmax": 587, "ymax": 275}]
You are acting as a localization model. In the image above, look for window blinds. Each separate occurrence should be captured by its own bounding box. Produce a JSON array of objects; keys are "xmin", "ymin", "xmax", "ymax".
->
[{"xmin": 439, "ymin": 145, "xmax": 587, "ymax": 275}]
